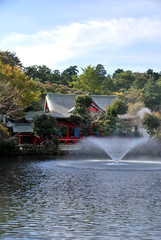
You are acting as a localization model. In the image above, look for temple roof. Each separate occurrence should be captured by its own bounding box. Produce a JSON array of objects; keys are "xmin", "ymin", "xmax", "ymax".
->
[
  {"xmin": 44, "ymin": 93, "xmax": 117, "ymax": 118},
  {"xmin": 13, "ymin": 123, "xmax": 33, "ymax": 133},
  {"xmin": 25, "ymin": 111, "xmax": 44, "ymax": 122}
]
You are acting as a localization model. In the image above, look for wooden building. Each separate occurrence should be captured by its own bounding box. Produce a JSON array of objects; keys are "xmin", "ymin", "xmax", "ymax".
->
[
  {"xmin": 44, "ymin": 93, "xmax": 117, "ymax": 144},
  {"xmin": 14, "ymin": 93, "xmax": 117, "ymax": 145}
]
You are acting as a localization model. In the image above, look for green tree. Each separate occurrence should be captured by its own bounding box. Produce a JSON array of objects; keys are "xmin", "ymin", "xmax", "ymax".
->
[
  {"xmin": 146, "ymin": 69, "xmax": 160, "ymax": 81},
  {"xmin": 108, "ymin": 98, "xmax": 128, "ymax": 117},
  {"xmin": 115, "ymin": 119, "xmax": 133, "ymax": 137},
  {"xmin": 0, "ymin": 50, "xmax": 22, "ymax": 68},
  {"xmin": 69, "ymin": 95, "xmax": 92, "ymax": 136},
  {"xmin": 93, "ymin": 98, "xmax": 128, "ymax": 136},
  {"xmin": 25, "ymin": 65, "xmax": 52, "ymax": 83},
  {"xmin": 133, "ymin": 72, "xmax": 148, "ymax": 90},
  {"xmin": 142, "ymin": 112, "xmax": 161, "ymax": 136},
  {"xmin": 32, "ymin": 114, "xmax": 57, "ymax": 139},
  {"xmin": 102, "ymin": 75, "xmax": 114, "ymax": 94},
  {"xmin": 96, "ymin": 64, "xmax": 107, "ymax": 79},
  {"xmin": 52, "ymin": 70, "xmax": 61, "ymax": 83},
  {"xmin": 143, "ymin": 79, "xmax": 161, "ymax": 110},
  {"xmin": 94, "ymin": 113, "xmax": 116, "ymax": 136},
  {"xmin": 94, "ymin": 98, "xmax": 128, "ymax": 136},
  {"xmin": 113, "ymin": 68, "xmax": 124, "ymax": 76},
  {"xmin": 112, "ymin": 70, "xmax": 134, "ymax": 92},
  {"xmin": 126, "ymin": 86, "xmax": 144, "ymax": 104},
  {"xmin": 61, "ymin": 65, "xmax": 79, "ymax": 86},
  {"xmin": 72, "ymin": 65, "xmax": 103, "ymax": 94}
]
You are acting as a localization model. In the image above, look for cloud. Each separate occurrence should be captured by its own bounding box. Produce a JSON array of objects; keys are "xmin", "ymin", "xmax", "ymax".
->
[{"xmin": 2, "ymin": 17, "xmax": 161, "ymax": 69}]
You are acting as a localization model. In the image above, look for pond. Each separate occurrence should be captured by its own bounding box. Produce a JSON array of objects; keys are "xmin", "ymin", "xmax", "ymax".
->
[{"xmin": 1, "ymin": 155, "xmax": 161, "ymax": 240}]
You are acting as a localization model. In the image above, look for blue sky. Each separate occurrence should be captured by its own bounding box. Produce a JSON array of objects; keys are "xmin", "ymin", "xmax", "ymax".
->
[{"xmin": 0, "ymin": 0, "xmax": 161, "ymax": 74}]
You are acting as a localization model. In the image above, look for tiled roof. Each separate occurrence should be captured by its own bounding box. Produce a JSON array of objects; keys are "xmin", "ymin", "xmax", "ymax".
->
[
  {"xmin": 45, "ymin": 93, "xmax": 117, "ymax": 118},
  {"xmin": 13, "ymin": 123, "xmax": 33, "ymax": 133},
  {"xmin": 25, "ymin": 111, "xmax": 44, "ymax": 121},
  {"xmin": 90, "ymin": 95, "xmax": 115, "ymax": 111}
]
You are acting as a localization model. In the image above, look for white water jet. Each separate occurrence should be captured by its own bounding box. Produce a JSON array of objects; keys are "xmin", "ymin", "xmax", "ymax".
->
[
  {"xmin": 137, "ymin": 107, "xmax": 151, "ymax": 119},
  {"xmin": 87, "ymin": 136, "xmax": 148, "ymax": 164}
]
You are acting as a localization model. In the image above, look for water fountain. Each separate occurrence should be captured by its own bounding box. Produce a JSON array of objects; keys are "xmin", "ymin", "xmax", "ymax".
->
[
  {"xmin": 55, "ymin": 134, "xmax": 161, "ymax": 171},
  {"xmin": 87, "ymin": 136, "xmax": 149, "ymax": 164},
  {"xmin": 83, "ymin": 107, "xmax": 152, "ymax": 165}
]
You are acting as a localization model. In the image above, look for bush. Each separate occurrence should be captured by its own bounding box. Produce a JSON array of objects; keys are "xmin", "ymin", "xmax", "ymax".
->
[
  {"xmin": 106, "ymin": 98, "xmax": 128, "ymax": 117},
  {"xmin": 0, "ymin": 139, "xmax": 18, "ymax": 155},
  {"xmin": 142, "ymin": 112, "xmax": 161, "ymax": 136},
  {"xmin": 0, "ymin": 123, "xmax": 10, "ymax": 143},
  {"xmin": 32, "ymin": 114, "xmax": 57, "ymax": 138}
]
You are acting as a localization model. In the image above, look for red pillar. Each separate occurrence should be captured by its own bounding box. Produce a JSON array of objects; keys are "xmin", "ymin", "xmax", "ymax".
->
[
  {"xmin": 33, "ymin": 136, "xmax": 37, "ymax": 146},
  {"xmin": 18, "ymin": 135, "xmax": 21, "ymax": 145}
]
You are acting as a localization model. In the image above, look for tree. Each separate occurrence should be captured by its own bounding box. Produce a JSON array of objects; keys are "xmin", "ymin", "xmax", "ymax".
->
[
  {"xmin": 0, "ymin": 60, "xmax": 40, "ymax": 119},
  {"xmin": 146, "ymin": 69, "xmax": 154, "ymax": 78},
  {"xmin": 0, "ymin": 123, "xmax": 10, "ymax": 143},
  {"xmin": 61, "ymin": 65, "xmax": 79, "ymax": 86},
  {"xmin": 115, "ymin": 119, "xmax": 133, "ymax": 137},
  {"xmin": 52, "ymin": 70, "xmax": 61, "ymax": 83},
  {"xmin": 69, "ymin": 95, "xmax": 92, "ymax": 136},
  {"xmin": 96, "ymin": 64, "xmax": 107, "ymax": 79},
  {"xmin": 25, "ymin": 65, "xmax": 52, "ymax": 83},
  {"xmin": 0, "ymin": 50, "xmax": 22, "ymax": 68},
  {"xmin": 127, "ymin": 102, "xmax": 145, "ymax": 115},
  {"xmin": 112, "ymin": 70, "xmax": 134, "ymax": 92},
  {"xmin": 72, "ymin": 65, "xmax": 103, "ymax": 94},
  {"xmin": 108, "ymin": 98, "xmax": 128, "ymax": 117},
  {"xmin": 94, "ymin": 112, "xmax": 116, "ymax": 136},
  {"xmin": 146, "ymin": 69, "xmax": 160, "ymax": 81},
  {"xmin": 101, "ymin": 75, "xmax": 114, "ymax": 94},
  {"xmin": 142, "ymin": 112, "xmax": 161, "ymax": 136},
  {"xmin": 93, "ymin": 98, "xmax": 128, "ymax": 136},
  {"xmin": 126, "ymin": 86, "xmax": 143, "ymax": 104},
  {"xmin": 32, "ymin": 114, "xmax": 57, "ymax": 140},
  {"xmin": 133, "ymin": 72, "xmax": 148, "ymax": 90},
  {"xmin": 113, "ymin": 68, "xmax": 124, "ymax": 76},
  {"xmin": 143, "ymin": 79, "xmax": 161, "ymax": 110}
]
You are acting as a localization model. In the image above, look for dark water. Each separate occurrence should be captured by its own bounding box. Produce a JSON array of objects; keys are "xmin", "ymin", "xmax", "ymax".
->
[{"xmin": 1, "ymin": 155, "xmax": 161, "ymax": 240}]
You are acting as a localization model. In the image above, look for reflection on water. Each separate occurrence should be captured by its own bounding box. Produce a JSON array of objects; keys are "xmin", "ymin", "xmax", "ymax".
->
[{"xmin": 0, "ymin": 156, "xmax": 161, "ymax": 239}]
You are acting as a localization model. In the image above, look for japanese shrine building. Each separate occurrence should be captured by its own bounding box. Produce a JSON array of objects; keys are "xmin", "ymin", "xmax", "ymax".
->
[
  {"xmin": 13, "ymin": 93, "xmax": 117, "ymax": 145},
  {"xmin": 44, "ymin": 93, "xmax": 117, "ymax": 144}
]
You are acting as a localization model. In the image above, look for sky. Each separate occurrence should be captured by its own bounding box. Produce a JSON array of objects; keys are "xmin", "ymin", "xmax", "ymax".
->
[{"xmin": 0, "ymin": 0, "xmax": 161, "ymax": 74}]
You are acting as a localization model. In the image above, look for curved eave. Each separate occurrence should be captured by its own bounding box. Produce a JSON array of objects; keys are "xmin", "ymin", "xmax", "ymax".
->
[{"xmin": 91, "ymin": 97, "xmax": 105, "ymax": 111}]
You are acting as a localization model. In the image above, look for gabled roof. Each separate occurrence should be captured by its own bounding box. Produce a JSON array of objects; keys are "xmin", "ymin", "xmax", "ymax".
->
[
  {"xmin": 25, "ymin": 111, "xmax": 44, "ymax": 122},
  {"xmin": 44, "ymin": 93, "xmax": 117, "ymax": 118},
  {"xmin": 13, "ymin": 123, "xmax": 33, "ymax": 133}
]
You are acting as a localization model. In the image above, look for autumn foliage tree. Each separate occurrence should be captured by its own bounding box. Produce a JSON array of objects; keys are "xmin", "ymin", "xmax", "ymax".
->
[{"xmin": 0, "ymin": 60, "xmax": 40, "ymax": 119}]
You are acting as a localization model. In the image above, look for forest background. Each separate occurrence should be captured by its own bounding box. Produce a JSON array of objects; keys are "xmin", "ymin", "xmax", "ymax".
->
[{"xmin": 0, "ymin": 50, "xmax": 161, "ymax": 147}]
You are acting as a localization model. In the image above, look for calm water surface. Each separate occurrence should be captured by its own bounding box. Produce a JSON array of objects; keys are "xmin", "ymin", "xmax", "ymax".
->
[{"xmin": 0, "ymin": 155, "xmax": 161, "ymax": 240}]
